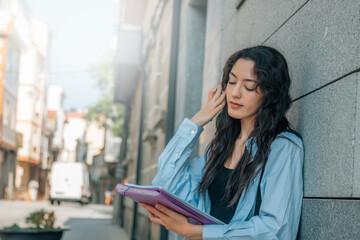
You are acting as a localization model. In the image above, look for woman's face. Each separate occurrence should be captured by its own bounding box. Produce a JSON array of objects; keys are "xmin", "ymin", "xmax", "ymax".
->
[{"xmin": 225, "ymin": 58, "xmax": 264, "ymax": 122}]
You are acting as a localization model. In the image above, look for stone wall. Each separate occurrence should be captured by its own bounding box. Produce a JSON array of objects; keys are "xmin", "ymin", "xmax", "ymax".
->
[{"xmin": 200, "ymin": 0, "xmax": 360, "ymax": 239}]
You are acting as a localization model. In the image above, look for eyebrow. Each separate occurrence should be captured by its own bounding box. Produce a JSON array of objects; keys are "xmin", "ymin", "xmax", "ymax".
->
[{"xmin": 230, "ymin": 71, "xmax": 256, "ymax": 83}]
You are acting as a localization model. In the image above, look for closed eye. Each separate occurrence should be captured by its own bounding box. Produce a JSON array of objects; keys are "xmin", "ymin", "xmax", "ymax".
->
[
  {"xmin": 245, "ymin": 86, "xmax": 255, "ymax": 91},
  {"xmin": 228, "ymin": 81, "xmax": 255, "ymax": 91}
]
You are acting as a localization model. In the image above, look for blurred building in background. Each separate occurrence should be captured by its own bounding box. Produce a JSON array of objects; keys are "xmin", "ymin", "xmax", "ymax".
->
[
  {"xmin": 39, "ymin": 85, "xmax": 66, "ymax": 200},
  {"xmin": 84, "ymin": 119, "xmax": 105, "ymax": 165},
  {"xmin": 113, "ymin": 0, "xmax": 360, "ymax": 240},
  {"xmin": 0, "ymin": 0, "xmax": 28, "ymax": 200},
  {"xmin": 100, "ymin": 120, "xmax": 121, "ymax": 204},
  {"xmin": 84, "ymin": 118, "xmax": 121, "ymax": 204},
  {"xmin": 62, "ymin": 112, "xmax": 86, "ymax": 163},
  {"xmin": 15, "ymin": 14, "xmax": 51, "ymax": 200},
  {"xmin": 47, "ymin": 85, "xmax": 66, "ymax": 163},
  {"xmin": 0, "ymin": 0, "xmax": 121, "ymax": 204},
  {"xmin": 68, "ymin": 112, "xmax": 121, "ymax": 205},
  {"xmin": 83, "ymin": 119, "xmax": 105, "ymax": 204},
  {"xmin": 0, "ymin": 0, "xmax": 52, "ymax": 201}
]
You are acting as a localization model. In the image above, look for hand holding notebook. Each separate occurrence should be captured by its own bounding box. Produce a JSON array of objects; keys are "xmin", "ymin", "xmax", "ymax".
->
[{"xmin": 115, "ymin": 183, "xmax": 224, "ymax": 225}]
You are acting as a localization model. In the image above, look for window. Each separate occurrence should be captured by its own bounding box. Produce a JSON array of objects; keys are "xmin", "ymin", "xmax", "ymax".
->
[
  {"xmin": 3, "ymin": 100, "xmax": 9, "ymax": 126},
  {"xmin": 10, "ymin": 105, "xmax": 16, "ymax": 130}
]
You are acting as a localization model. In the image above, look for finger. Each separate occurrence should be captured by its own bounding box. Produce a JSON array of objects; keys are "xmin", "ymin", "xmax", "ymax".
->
[
  {"xmin": 150, "ymin": 216, "xmax": 165, "ymax": 226},
  {"xmin": 220, "ymin": 86, "xmax": 226, "ymax": 98},
  {"xmin": 208, "ymin": 88, "xmax": 217, "ymax": 101},
  {"xmin": 212, "ymin": 88, "xmax": 223, "ymax": 104},
  {"xmin": 144, "ymin": 207, "xmax": 168, "ymax": 229},
  {"xmin": 141, "ymin": 204, "xmax": 157, "ymax": 214},
  {"xmin": 139, "ymin": 203, "xmax": 151, "ymax": 208},
  {"xmin": 143, "ymin": 207, "xmax": 158, "ymax": 218},
  {"xmin": 214, "ymin": 85, "xmax": 223, "ymax": 98},
  {"xmin": 214, "ymin": 89, "xmax": 227, "ymax": 105},
  {"xmin": 148, "ymin": 211, "xmax": 166, "ymax": 226},
  {"xmin": 155, "ymin": 204, "xmax": 178, "ymax": 218},
  {"xmin": 141, "ymin": 204, "xmax": 161, "ymax": 217},
  {"xmin": 148, "ymin": 210, "xmax": 160, "ymax": 220},
  {"xmin": 213, "ymin": 101, "xmax": 226, "ymax": 114},
  {"xmin": 141, "ymin": 205, "xmax": 168, "ymax": 227},
  {"xmin": 144, "ymin": 207, "xmax": 165, "ymax": 226},
  {"xmin": 142, "ymin": 206, "xmax": 160, "ymax": 220},
  {"xmin": 156, "ymin": 204, "xmax": 189, "ymax": 223},
  {"xmin": 140, "ymin": 203, "xmax": 156, "ymax": 213},
  {"xmin": 144, "ymin": 204, "xmax": 170, "ymax": 220}
]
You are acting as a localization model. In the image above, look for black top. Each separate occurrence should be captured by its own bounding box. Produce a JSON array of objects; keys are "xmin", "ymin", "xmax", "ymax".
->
[
  {"xmin": 208, "ymin": 129, "xmax": 302, "ymax": 224},
  {"xmin": 208, "ymin": 165, "xmax": 239, "ymax": 224}
]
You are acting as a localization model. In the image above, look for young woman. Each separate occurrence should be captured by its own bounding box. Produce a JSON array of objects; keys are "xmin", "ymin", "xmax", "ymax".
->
[{"xmin": 140, "ymin": 46, "xmax": 304, "ymax": 239}]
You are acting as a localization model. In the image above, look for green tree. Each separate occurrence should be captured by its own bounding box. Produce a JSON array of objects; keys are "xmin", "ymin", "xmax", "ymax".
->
[{"xmin": 85, "ymin": 53, "xmax": 124, "ymax": 136}]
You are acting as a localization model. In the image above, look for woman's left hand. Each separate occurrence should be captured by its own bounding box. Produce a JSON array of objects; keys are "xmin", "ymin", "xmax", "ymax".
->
[{"xmin": 140, "ymin": 203, "xmax": 203, "ymax": 240}]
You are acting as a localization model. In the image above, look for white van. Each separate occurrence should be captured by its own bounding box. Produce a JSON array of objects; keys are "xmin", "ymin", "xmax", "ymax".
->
[{"xmin": 49, "ymin": 162, "xmax": 91, "ymax": 205}]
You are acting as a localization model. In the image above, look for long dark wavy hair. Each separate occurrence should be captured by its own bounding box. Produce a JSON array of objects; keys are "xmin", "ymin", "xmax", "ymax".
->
[{"xmin": 197, "ymin": 46, "xmax": 292, "ymax": 207}]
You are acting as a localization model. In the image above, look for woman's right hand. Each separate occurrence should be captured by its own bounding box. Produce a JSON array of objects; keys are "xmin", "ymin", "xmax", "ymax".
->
[{"xmin": 190, "ymin": 85, "xmax": 226, "ymax": 127}]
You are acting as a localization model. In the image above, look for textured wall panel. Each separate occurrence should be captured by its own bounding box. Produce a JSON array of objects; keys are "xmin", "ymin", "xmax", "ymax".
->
[
  {"xmin": 300, "ymin": 198, "xmax": 360, "ymax": 239},
  {"xmin": 265, "ymin": 0, "xmax": 360, "ymax": 99},
  {"xmin": 221, "ymin": 0, "xmax": 307, "ymax": 65},
  {"xmin": 288, "ymin": 73, "xmax": 358, "ymax": 197}
]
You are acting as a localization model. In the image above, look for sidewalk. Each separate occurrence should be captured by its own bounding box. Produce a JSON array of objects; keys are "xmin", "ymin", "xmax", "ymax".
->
[
  {"xmin": 62, "ymin": 218, "xmax": 129, "ymax": 240},
  {"xmin": 0, "ymin": 200, "xmax": 129, "ymax": 240}
]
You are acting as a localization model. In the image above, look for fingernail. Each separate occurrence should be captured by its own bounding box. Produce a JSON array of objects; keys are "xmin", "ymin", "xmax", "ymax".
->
[{"xmin": 155, "ymin": 204, "xmax": 161, "ymax": 209}]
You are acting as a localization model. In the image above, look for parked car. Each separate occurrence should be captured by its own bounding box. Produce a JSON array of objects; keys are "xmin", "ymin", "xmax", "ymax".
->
[{"xmin": 49, "ymin": 162, "xmax": 91, "ymax": 205}]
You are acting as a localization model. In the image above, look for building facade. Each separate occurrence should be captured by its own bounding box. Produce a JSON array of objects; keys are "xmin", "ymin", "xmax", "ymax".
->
[
  {"xmin": 62, "ymin": 112, "xmax": 87, "ymax": 163},
  {"xmin": 0, "ymin": 2, "xmax": 26, "ymax": 200},
  {"xmin": 0, "ymin": 0, "xmax": 50, "ymax": 200},
  {"xmin": 115, "ymin": 0, "xmax": 360, "ymax": 239},
  {"xmin": 47, "ymin": 85, "xmax": 66, "ymax": 163},
  {"xmin": 15, "ymin": 15, "xmax": 51, "ymax": 200}
]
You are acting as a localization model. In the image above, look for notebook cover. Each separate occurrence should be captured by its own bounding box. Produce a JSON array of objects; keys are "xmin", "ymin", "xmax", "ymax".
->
[{"xmin": 115, "ymin": 183, "xmax": 224, "ymax": 225}]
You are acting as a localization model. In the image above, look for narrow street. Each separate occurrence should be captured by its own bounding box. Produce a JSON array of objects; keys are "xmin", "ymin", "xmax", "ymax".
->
[{"xmin": 0, "ymin": 200, "xmax": 129, "ymax": 240}]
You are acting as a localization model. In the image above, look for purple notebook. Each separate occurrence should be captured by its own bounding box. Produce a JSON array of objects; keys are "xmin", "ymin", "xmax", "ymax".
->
[{"xmin": 115, "ymin": 183, "xmax": 224, "ymax": 225}]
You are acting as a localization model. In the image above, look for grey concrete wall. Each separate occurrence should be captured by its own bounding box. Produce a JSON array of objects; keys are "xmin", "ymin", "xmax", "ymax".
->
[
  {"xmin": 287, "ymin": 73, "xmax": 359, "ymax": 198},
  {"xmin": 175, "ymin": 0, "xmax": 207, "ymax": 161},
  {"xmin": 175, "ymin": 0, "xmax": 206, "ymax": 130},
  {"xmin": 200, "ymin": 0, "xmax": 360, "ymax": 239},
  {"xmin": 300, "ymin": 199, "xmax": 360, "ymax": 239}
]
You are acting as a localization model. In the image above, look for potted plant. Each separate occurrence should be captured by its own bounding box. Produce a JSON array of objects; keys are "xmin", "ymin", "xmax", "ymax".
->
[{"xmin": 0, "ymin": 209, "xmax": 69, "ymax": 240}]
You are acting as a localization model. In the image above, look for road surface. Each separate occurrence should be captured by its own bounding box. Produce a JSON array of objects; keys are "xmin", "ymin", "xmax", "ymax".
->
[{"xmin": 0, "ymin": 200, "xmax": 129, "ymax": 240}]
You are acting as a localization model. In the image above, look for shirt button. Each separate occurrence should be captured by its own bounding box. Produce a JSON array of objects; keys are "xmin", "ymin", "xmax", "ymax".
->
[
  {"xmin": 175, "ymin": 153, "xmax": 180, "ymax": 157},
  {"xmin": 190, "ymin": 130, "xmax": 196, "ymax": 135}
]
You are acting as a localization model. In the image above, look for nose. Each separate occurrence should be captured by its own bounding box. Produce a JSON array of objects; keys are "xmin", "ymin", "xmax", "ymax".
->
[{"xmin": 231, "ymin": 84, "xmax": 242, "ymax": 98}]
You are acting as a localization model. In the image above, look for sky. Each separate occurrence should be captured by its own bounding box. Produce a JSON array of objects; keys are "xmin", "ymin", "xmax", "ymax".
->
[{"xmin": 26, "ymin": 0, "xmax": 115, "ymax": 111}]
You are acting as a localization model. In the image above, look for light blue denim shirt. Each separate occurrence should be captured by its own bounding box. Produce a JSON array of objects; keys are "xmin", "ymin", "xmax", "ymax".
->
[{"xmin": 152, "ymin": 118, "xmax": 304, "ymax": 240}]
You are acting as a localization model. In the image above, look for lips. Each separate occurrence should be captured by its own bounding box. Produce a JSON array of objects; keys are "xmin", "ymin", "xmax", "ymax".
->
[{"xmin": 229, "ymin": 101, "xmax": 243, "ymax": 109}]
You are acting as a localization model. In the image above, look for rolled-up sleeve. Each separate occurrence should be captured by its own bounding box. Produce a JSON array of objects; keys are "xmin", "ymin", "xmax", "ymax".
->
[
  {"xmin": 152, "ymin": 118, "xmax": 205, "ymax": 205},
  {"xmin": 203, "ymin": 136, "xmax": 304, "ymax": 240}
]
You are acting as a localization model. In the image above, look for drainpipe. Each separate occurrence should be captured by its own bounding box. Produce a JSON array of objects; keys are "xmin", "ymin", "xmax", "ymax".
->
[{"xmin": 161, "ymin": 0, "xmax": 181, "ymax": 239}]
